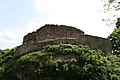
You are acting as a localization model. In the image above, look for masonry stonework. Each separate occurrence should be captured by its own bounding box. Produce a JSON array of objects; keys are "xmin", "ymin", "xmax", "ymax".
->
[{"xmin": 15, "ymin": 24, "xmax": 111, "ymax": 55}]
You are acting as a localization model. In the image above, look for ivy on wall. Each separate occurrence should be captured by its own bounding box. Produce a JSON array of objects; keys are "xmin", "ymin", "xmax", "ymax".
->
[{"xmin": 0, "ymin": 44, "xmax": 120, "ymax": 80}]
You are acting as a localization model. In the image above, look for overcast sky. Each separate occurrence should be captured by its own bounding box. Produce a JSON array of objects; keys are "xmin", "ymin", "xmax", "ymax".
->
[{"xmin": 0, "ymin": 0, "xmax": 115, "ymax": 49}]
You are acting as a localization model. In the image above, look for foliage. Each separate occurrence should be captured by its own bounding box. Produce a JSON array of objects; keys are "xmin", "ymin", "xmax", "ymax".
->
[
  {"xmin": 108, "ymin": 28, "xmax": 120, "ymax": 54},
  {"xmin": 103, "ymin": 0, "xmax": 120, "ymax": 11},
  {"xmin": 116, "ymin": 17, "xmax": 120, "ymax": 28},
  {"xmin": 0, "ymin": 48, "xmax": 16, "ymax": 79},
  {"xmin": 0, "ymin": 44, "xmax": 120, "ymax": 80},
  {"xmin": 102, "ymin": 0, "xmax": 120, "ymax": 27}
]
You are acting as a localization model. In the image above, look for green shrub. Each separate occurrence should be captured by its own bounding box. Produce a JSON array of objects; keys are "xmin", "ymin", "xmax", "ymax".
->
[
  {"xmin": 108, "ymin": 28, "xmax": 120, "ymax": 54},
  {"xmin": 0, "ymin": 44, "xmax": 120, "ymax": 80}
]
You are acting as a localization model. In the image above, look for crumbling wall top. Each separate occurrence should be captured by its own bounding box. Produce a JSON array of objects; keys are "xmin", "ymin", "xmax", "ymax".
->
[
  {"xmin": 16, "ymin": 24, "xmax": 112, "ymax": 55},
  {"xmin": 23, "ymin": 24, "xmax": 84, "ymax": 44}
]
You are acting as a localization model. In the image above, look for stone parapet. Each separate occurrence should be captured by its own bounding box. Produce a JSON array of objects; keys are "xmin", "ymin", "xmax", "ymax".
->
[
  {"xmin": 15, "ymin": 37, "xmax": 111, "ymax": 56},
  {"xmin": 15, "ymin": 24, "xmax": 112, "ymax": 55}
]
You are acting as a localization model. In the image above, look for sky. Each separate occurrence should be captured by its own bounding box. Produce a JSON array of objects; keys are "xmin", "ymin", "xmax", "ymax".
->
[{"xmin": 0, "ymin": 0, "xmax": 115, "ymax": 49}]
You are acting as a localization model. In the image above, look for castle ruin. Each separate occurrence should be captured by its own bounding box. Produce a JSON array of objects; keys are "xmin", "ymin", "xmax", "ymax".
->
[{"xmin": 15, "ymin": 24, "xmax": 111, "ymax": 55}]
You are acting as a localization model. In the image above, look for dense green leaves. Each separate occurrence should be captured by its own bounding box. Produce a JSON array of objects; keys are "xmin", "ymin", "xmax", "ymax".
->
[
  {"xmin": 109, "ymin": 28, "xmax": 120, "ymax": 54},
  {"xmin": 0, "ymin": 44, "xmax": 120, "ymax": 80}
]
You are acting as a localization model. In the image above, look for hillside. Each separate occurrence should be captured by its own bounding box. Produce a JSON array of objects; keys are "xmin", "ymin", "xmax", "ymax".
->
[{"xmin": 0, "ymin": 44, "xmax": 120, "ymax": 80}]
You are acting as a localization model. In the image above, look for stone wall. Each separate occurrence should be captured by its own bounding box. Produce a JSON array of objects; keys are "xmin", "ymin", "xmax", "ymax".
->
[
  {"xmin": 15, "ymin": 38, "xmax": 77, "ymax": 55},
  {"xmin": 15, "ymin": 24, "xmax": 112, "ymax": 56},
  {"xmin": 0, "ymin": 49, "xmax": 2, "ymax": 52},
  {"xmin": 76, "ymin": 35, "xmax": 111, "ymax": 53},
  {"xmin": 15, "ymin": 37, "xmax": 111, "ymax": 56},
  {"xmin": 36, "ymin": 24, "xmax": 84, "ymax": 42},
  {"xmin": 23, "ymin": 24, "xmax": 84, "ymax": 44},
  {"xmin": 23, "ymin": 32, "xmax": 36, "ymax": 44}
]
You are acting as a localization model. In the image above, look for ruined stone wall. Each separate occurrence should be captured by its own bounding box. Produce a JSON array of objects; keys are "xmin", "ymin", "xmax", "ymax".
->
[
  {"xmin": 23, "ymin": 24, "xmax": 84, "ymax": 44},
  {"xmin": 0, "ymin": 49, "xmax": 2, "ymax": 52},
  {"xmin": 15, "ymin": 24, "xmax": 112, "ymax": 56},
  {"xmin": 23, "ymin": 32, "xmax": 36, "ymax": 44},
  {"xmin": 15, "ymin": 37, "xmax": 111, "ymax": 56},
  {"xmin": 36, "ymin": 24, "xmax": 84, "ymax": 42},
  {"xmin": 76, "ymin": 35, "xmax": 111, "ymax": 53},
  {"xmin": 15, "ymin": 38, "xmax": 77, "ymax": 55}
]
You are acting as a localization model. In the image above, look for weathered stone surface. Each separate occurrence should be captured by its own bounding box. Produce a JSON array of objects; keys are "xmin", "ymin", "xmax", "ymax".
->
[
  {"xmin": 76, "ymin": 35, "xmax": 111, "ymax": 53},
  {"xmin": 15, "ymin": 24, "xmax": 112, "ymax": 55},
  {"xmin": 36, "ymin": 24, "xmax": 84, "ymax": 42},
  {"xmin": 0, "ymin": 49, "xmax": 2, "ymax": 52},
  {"xmin": 23, "ymin": 24, "xmax": 84, "ymax": 44},
  {"xmin": 23, "ymin": 32, "xmax": 36, "ymax": 44}
]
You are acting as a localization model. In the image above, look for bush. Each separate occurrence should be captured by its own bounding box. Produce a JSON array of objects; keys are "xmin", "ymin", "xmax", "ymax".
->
[
  {"xmin": 0, "ymin": 44, "xmax": 120, "ymax": 80},
  {"xmin": 108, "ymin": 28, "xmax": 120, "ymax": 54}
]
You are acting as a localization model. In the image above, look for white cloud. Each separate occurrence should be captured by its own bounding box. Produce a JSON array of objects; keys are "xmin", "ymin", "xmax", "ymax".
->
[
  {"xmin": 28, "ymin": 0, "xmax": 115, "ymax": 38},
  {"xmin": 0, "ymin": 31, "xmax": 23, "ymax": 49},
  {"xmin": 26, "ymin": 21, "xmax": 45, "ymax": 33}
]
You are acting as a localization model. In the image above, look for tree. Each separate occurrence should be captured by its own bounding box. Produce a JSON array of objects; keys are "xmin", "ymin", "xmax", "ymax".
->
[
  {"xmin": 103, "ymin": 0, "xmax": 120, "ymax": 54},
  {"xmin": 102, "ymin": 0, "xmax": 120, "ymax": 26},
  {"xmin": 109, "ymin": 27, "xmax": 120, "ymax": 54},
  {"xmin": 116, "ymin": 17, "xmax": 120, "ymax": 28}
]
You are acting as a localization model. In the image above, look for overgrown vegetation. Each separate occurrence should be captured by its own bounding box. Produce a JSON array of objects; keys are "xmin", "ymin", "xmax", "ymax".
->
[
  {"xmin": 109, "ymin": 28, "xmax": 120, "ymax": 54},
  {"xmin": 0, "ymin": 44, "xmax": 120, "ymax": 80}
]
